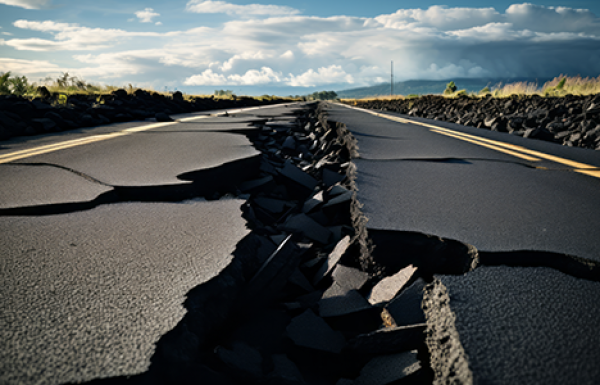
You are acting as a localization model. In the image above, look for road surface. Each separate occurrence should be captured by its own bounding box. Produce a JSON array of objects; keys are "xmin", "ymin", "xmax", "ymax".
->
[
  {"xmin": 0, "ymin": 103, "xmax": 298, "ymax": 385},
  {"xmin": 326, "ymin": 102, "xmax": 600, "ymax": 385}
]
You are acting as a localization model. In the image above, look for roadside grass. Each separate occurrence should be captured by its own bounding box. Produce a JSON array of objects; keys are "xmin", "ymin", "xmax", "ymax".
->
[
  {"xmin": 0, "ymin": 72, "xmax": 298, "ymax": 102},
  {"xmin": 348, "ymin": 75, "xmax": 600, "ymax": 102}
]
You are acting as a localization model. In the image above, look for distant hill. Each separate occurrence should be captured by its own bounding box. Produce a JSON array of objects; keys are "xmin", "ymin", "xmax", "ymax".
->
[{"xmin": 336, "ymin": 77, "xmax": 554, "ymax": 99}]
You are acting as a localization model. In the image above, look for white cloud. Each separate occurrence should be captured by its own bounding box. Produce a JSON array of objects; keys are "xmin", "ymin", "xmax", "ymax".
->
[
  {"xmin": 135, "ymin": 8, "xmax": 160, "ymax": 23},
  {"xmin": 186, "ymin": 0, "xmax": 299, "ymax": 16},
  {"xmin": 155, "ymin": 22, "xmax": 162, "ymax": 26},
  {"xmin": 280, "ymin": 50, "xmax": 294, "ymax": 59},
  {"xmin": 0, "ymin": 58, "xmax": 62, "ymax": 75},
  {"xmin": 184, "ymin": 69, "xmax": 228, "ymax": 85},
  {"xmin": 228, "ymin": 67, "xmax": 282, "ymax": 85},
  {"xmin": 9, "ymin": 19, "xmax": 179, "ymax": 50},
  {"xmin": 185, "ymin": 67, "xmax": 282, "ymax": 85},
  {"xmin": 0, "ymin": 0, "xmax": 49, "ymax": 9},
  {"xmin": 2, "ymin": 32, "xmax": 13, "ymax": 36},
  {"xmin": 3, "ymin": 3, "xmax": 600, "ymax": 92},
  {"xmin": 288, "ymin": 65, "xmax": 354, "ymax": 87},
  {"xmin": 375, "ymin": 6, "xmax": 501, "ymax": 31}
]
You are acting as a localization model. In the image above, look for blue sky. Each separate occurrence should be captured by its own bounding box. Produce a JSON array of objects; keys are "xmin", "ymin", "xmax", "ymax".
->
[{"xmin": 1, "ymin": 0, "xmax": 599, "ymax": 95}]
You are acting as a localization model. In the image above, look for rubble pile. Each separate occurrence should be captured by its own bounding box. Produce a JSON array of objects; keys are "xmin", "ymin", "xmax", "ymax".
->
[
  {"xmin": 140, "ymin": 103, "xmax": 436, "ymax": 385},
  {"xmin": 347, "ymin": 94, "xmax": 600, "ymax": 150},
  {"xmin": 0, "ymin": 89, "xmax": 287, "ymax": 141}
]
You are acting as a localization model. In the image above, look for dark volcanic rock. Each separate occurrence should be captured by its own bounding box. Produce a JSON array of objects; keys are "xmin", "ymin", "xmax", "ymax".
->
[
  {"xmin": 0, "ymin": 93, "xmax": 287, "ymax": 141},
  {"xmin": 350, "ymin": 93, "xmax": 600, "ymax": 150}
]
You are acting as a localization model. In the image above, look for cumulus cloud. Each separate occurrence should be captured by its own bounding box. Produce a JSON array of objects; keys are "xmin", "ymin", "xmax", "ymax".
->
[
  {"xmin": 0, "ymin": 0, "xmax": 49, "ymax": 9},
  {"xmin": 3, "ymin": 3, "xmax": 600, "ymax": 91},
  {"xmin": 8, "ymin": 19, "xmax": 179, "ymax": 50},
  {"xmin": 0, "ymin": 58, "xmax": 62, "ymax": 75},
  {"xmin": 288, "ymin": 65, "xmax": 355, "ymax": 87},
  {"xmin": 135, "ymin": 8, "xmax": 160, "ymax": 23},
  {"xmin": 184, "ymin": 69, "xmax": 227, "ymax": 85},
  {"xmin": 185, "ymin": 67, "xmax": 282, "ymax": 85},
  {"xmin": 186, "ymin": 0, "xmax": 300, "ymax": 16}
]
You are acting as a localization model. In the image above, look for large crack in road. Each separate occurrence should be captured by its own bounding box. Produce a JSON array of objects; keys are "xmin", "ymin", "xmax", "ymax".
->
[{"xmin": 3, "ymin": 102, "xmax": 600, "ymax": 384}]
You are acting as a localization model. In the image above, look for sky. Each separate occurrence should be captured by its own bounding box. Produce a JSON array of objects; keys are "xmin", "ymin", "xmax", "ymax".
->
[{"xmin": 0, "ymin": 0, "xmax": 599, "ymax": 96}]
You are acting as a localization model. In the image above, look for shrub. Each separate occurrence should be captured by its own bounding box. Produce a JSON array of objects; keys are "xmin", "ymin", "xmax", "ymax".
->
[
  {"xmin": 444, "ymin": 81, "xmax": 457, "ymax": 95},
  {"xmin": 0, "ymin": 72, "xmax": 11, "ymax": 95}
]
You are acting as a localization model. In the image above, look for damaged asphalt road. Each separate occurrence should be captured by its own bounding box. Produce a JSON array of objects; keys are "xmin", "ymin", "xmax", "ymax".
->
[
  {"xmin": 3, "ymin": 100, "xmax": 600, "ymax": 385},
  {"xmin": 326, "ymin": 103, "xmax": 600, "ymax": 261},
  {"xmin": 326, "ymin": 102, "xmax": 600, "ymax": 384},
  {"xmin": 0, "ymin": 103, "xmax": 295, "ymax": 384}
]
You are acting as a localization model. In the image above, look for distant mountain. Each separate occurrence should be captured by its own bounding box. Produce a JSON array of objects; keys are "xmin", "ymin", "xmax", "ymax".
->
[{"xmin": 336, "ymin": 77, "xmax": 554, "ymax": 99}]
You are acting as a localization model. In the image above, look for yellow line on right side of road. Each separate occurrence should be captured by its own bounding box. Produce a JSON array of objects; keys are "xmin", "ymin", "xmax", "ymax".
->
[
  {"xmin": 430, "ymin": 129, "xmax": 541, "ymax": 162},
  {"xmin": 340, "ymin": 104, "xmax": 600, "ymax": 179}
]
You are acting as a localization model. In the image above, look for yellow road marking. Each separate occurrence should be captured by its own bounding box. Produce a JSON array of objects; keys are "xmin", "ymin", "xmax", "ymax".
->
[
  {"xmin": 339, "ymin": 103, "xmax": 600, "ymax": 179},
  {"xmin": 0, "ymin": 103, "xmax": 297, "ymax": 164},
  {"xmin": 0, "ymin": 122, "xmax": 177, "ymax": 164},
  {"xmin": 430, "ymin": 129, "xmax": 541, "ymax": 162}
]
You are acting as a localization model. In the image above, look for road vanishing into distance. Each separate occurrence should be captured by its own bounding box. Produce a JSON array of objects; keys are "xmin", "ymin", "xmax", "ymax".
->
[
  {"xmin": 1, "ymin": 101, "xmax": 600, "ymax": 384},
  {"xmin": 0, "ymin": 103, "xmax": 298, "ymax": 384},
  {"xmin": 326, "ymin": 102, "xmax": 600, "ymax": 384},
  {"xmin": 326, "ymin": 103, "xmax": 600, "ymax": 261}
]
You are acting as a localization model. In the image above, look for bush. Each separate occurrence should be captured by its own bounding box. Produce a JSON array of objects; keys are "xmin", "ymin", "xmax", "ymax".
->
[
  {"xmin": 444, "ymin": 81, "xmax": 457, "ymax": 95},
  {"xmin": 0, "ymin": 72, "xmax": 11, "ymax": 95},
  {"xmin": 479, "ymin": 86, "xmax": 491, "ymax": 95},
  {"xmin": 307, "ymin": 91, "xmax": 338, "ymax": 100}
]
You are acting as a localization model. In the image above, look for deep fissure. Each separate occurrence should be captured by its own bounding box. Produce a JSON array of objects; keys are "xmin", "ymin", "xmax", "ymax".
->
[{"xmin": 46, "ymin": 102, "xmax": 598, "ymax": 384}]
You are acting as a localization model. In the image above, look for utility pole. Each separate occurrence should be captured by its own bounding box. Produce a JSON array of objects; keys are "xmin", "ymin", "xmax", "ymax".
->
[{"xmin": 391, "ymin": 61, "xmax": 394, "ymax": 96}]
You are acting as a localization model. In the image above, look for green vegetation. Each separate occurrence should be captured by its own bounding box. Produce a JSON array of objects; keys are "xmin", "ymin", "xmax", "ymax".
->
[
  {"xmin": 214, "ymin": 89, "xmax": 234, "ymax": 97},
  {"xmin": 443, "ymin": 81, "xmax": 457, "ymax": 95},
  {"xmin": 306, "ymin": 90, "xmax": 338, "ymax": 100},
  {"xmin": 479, "ymin": 86, "xmax": 491, "ymax": 95},
  {"xmin": 0, "ymin": 71, "xmax": 120, "ymax": 97}
]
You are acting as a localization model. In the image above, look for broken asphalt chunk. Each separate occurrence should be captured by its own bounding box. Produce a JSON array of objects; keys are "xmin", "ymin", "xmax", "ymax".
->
[
  {"xmin": 328, "ymin": 184, "xmax": 349, "ymax": 197},
  {"xmin": 303, "ymin": 190, "xmax": 324, "ymax": 213},
  {"xmin": 278, "ymin": 159, "xmax": 318, "ymax": 192},
  {"xmin": 243, "ymin": 235, "xmax": 306, "ymax": 307},
  {"xmin": 239, "ymin": 175, "xmax": 274, "ymax": 193},
  {"xmin": 282, "ymin": 213, "xmax": 332, "ymax": 244},
  {"xmin": 286, "ymin": 309, "xmax": 345, "ymax": 354},
  {"xmin": 266, "ymin": 354, "xmax": 306, "ymax": 385},
  {"xmin": 319, "ymin": 287, "xmax": 373, "ymax": 318},
  {"xmin": 382, "ymin": 278, "xmax": 427, "ymax": 327},
  {"xmin": 323, "ymin": 190, "xmax": 354, "ymax": 208},
  {"xmin": 313, "ymin": 235, "xmax": 351, "ymax": 285},
  {"xmin": 288, "ymin": 268, "xmax": 314, "ymax": 293},
  {"xmin": 353, "ymin": 351, "xmax": 421, "ymax": 385},
  {"xmin": 332, "ymin": 265, "xmax": 369, "ymax": 292},
  {"xmin": 216, "ymin": 341, "xmax": 264, "ymax": 381},
  {"xmin": 323, "ymin": 168, "xmax": 346, "ymax": 187},
  {"xmin": 254, "ymin": 196, "xmax": 292, "ymax": 215},
  {"xmin": 367, "ymin": 265, "xmax": 418, "ymax": 305},
  {"xmin": 346, "ymin": 324, "xmax": 426, "ymax": 357}
]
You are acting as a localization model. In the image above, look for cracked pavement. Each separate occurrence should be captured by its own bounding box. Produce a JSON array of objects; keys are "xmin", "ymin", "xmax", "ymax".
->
[
  {"xmin": 326, "ymin": 103, "xmax": 600, "ymax": 384},
  {"xmin": 326, "ymin": 103, "xmax": 600, "ymax": 261},
  {"xmin": 0, "ymin": 103, "xmax": 300, "ymax": 384}
]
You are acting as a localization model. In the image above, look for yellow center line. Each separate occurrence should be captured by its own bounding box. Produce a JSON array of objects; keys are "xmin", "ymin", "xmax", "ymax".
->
[
  {"xmin": 430, "ymin": 129, "xmax": 541, "ymax": 162},
  {"xmin": 0, "ymin": 102, "xmax": 295, "ymax": 164},
  {"xmin": 339, "ymin": 104, "xmax": 600, "ymax": 179},
  {"xmin": 0, "ymin": 121, "xmax": 178, "ymax": 164}
]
